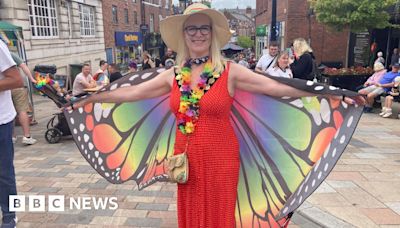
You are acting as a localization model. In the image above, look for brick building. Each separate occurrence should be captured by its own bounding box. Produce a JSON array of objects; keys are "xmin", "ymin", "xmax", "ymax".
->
[
  {"xmin": 255, "ymin": 0, "xmax": 349, "ymax": 66},
  {"xmin": 102, "ymin": 0, "xmax": 141, "ymax": 68},
  {"xmin": 223, "ymin": 8, "xmax": 255, "ymax": 38},
  {"xmin": 0, "ymin": 0, "xmax": 106, "ymax": 80},
  {"xmin": 141, "ymin": 0, "xmax": 172, "ymax": 58}
]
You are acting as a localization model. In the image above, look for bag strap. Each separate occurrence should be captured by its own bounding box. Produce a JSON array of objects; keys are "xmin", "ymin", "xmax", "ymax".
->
[{"xmin": 266, "ymin": 56, "xmax": 277, "ymax": 71}]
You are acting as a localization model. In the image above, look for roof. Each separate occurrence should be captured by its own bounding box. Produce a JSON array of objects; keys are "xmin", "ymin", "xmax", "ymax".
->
[{"xmin": 0, "ymin": 21, "xmax": 22, "ymax": 31}]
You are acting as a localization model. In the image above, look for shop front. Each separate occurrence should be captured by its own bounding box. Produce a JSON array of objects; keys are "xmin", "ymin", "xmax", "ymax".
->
[
  {"xmin": 114, "ymin": 31, "xmax": 142, "ymax": 71},
  {"xmin": 256, "ymin": 24, "xmax": 268, "ymax": 59},
  {"xmin": 144, "ymin": 32, "xmax": 164, "ymax": 58}
]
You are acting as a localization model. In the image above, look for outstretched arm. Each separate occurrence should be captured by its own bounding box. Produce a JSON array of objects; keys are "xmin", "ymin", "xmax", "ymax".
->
[
  {"xmin": 230, "ymin": 63, "xmax": 315, "ymax": 98},
  {"xmin": 229, "ymin": 63, "xmax": 365, "ymax": 105},
  {"xmin": 70, "ymin": 68, "xmax": 174, "ymax": 109}
]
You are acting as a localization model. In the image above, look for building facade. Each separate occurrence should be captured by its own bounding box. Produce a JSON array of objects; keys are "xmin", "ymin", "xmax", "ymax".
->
[
  {"xmin": 0, "ymin": 0, "xmax": 106, "ymax": 79},
  {"xmin": 255, "ymin": 0, "xmax": 349, "ymax": 66},
  {"xmin": 102, "ymin": 0, "xmax": 142, "ymax": 68},
  {"xmin": 223, "ymin": 8, "xmax": 255, "ymax": 38},
  {"xmin": 141, "ymin": 0, "xmax": 172, "ymax": 57}
]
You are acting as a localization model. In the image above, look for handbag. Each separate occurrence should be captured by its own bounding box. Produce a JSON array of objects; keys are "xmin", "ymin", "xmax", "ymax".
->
[
  {"xmin": 166, "ymin": 136, "xmax": 189, "ymax": 184},
  {"xmin": 166, "ymin": 152, "xmax": 188, "ymax": 184}
]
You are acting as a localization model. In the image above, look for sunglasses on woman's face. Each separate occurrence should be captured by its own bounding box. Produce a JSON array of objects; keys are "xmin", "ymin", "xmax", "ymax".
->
[{"xmin": 184, "ymin": 25, "xmax": 212, "ymax": 36}]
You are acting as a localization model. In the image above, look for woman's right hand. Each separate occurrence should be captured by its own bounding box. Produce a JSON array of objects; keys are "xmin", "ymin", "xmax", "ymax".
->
[{"xmin": 65, "ymin": 98, "xmax": 87, "ymax": 112}]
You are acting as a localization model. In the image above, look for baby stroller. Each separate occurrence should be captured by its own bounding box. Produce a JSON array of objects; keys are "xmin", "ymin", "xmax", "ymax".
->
[{"xmin": 34, "ymin": 65, "xmax": 71, "ymax": 144}]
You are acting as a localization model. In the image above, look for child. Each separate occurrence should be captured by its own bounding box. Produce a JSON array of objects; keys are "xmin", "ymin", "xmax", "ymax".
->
[{"xmin": 380, "ymin": 76, "xmax": 400, "ymax": 118}]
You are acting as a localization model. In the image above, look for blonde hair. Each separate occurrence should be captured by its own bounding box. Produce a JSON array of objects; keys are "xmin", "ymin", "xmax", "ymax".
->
[
  {"xmin": 175, "ymin": 13, "xmax": 226, "ymax": 74},
  {"xmin": 293, "ymin": 38, "xmax": 313, "ymax": 57}
]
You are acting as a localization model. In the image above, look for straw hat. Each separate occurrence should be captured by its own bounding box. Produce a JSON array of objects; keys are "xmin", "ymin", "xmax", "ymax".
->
[{"xmin": 160, "ymin": 3, "xmax": 231, "ymax": 52}]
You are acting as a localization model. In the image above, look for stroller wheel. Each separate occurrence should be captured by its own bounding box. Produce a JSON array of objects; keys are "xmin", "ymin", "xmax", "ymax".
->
[{"xmin": 45, "ymin": 128, "xmax": 62, "ymax": 144}]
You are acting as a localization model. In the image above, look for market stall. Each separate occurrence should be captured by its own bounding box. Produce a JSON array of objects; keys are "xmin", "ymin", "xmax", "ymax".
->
[{"xmin": 0, "ymin": 21, "xmax": 36, "ymax": 123}]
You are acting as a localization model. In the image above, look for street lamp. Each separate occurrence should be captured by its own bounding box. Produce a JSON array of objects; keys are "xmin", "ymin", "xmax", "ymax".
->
[{"xmin": 270, "ymin": 0, "xmax": 277, "ymax": 41}]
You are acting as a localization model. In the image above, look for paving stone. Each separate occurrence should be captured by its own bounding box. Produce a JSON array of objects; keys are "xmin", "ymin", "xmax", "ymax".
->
[
  {"xmin": 326, "ymin": 180, "xmax": 357, "ymax": 189},
  {"xmin": 385, "ymin": 202, "xmax": 400, "ymax": 216},
  {"xmin": 124, "ymin": 217, "xmax": 162, "ymax": 227},
  {"xmin": 55, "ymin": 214, "xmax": 95, "ymax": 224},
  {"xmin": 30, "ymin": 187, "xmax": 62, "ymax": 193},
  {"xmin": 360, "ymin": 208, "xmax": 400, "ymax": 225},
  {"xmin": 136, "ymin": 203, "xmax": 169, "ymax": 211}
]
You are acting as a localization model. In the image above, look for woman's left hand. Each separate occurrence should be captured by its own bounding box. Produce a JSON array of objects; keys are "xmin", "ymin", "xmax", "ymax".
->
[{"xmin": 330, "ymin": 95, "xmax": 366, "ymax": 106}]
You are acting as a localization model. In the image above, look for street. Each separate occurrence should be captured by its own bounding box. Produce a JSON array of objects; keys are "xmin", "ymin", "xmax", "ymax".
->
[{"xmin": 10, "ymin": 94, "xmax": 400, "ymax": 228}]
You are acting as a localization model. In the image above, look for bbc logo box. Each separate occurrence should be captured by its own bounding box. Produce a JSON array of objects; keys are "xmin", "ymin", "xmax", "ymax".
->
[{"xmin": 9, "ymin": 195, "xmax": 65, "ymax": 212}]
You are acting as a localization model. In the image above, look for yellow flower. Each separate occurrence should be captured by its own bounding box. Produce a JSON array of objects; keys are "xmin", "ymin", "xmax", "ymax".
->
[
  {"xmin": 185, "ymin": 122, "xmax": 194, "ymax": 133},
  {"xmin": 213, "ymin": 73, "xmax": 220, "ymax": 78},
  {"xmin": 191, "ymin": 89, "xmax": 204, "ymax": 100},
  {"xmin": 179, "ymin": 101, "xmax": 189, "ymax": 113},
  {"xmin": 175, "ymin": 74, "xmax": 182, "ymax": 80}
]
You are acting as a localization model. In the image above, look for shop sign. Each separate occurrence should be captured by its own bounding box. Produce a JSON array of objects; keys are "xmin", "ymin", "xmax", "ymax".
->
[
  {"xmin": 256, "ymin": 25, "xmax": 266, "ymax": 36},
  {"xmin": 115, "ymin": 32, "xmax": 142, "ymax": 46}
]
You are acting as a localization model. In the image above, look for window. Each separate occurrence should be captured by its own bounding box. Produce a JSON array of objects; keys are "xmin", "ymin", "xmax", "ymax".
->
[
  {"xmin": 79, "ymin": 4, "xmax": 95, "ymax": 37},
  {"xmin": 149, "ymin": 14, "xmax": 154, "ymax": 32},
  {"xmin": 134, "ymin": 11, "xmax": 138, "ymax": 24},
  {"xmin": 124, "ymin": 9, "xmax": 129, "ymax": 24},
  {"xmin": 28, "ymin": 0, "xmax": 58, "ymax": 38},
  {"xmin": 112, "ymin": 5, "xmax": 118, "ymax": 24}
]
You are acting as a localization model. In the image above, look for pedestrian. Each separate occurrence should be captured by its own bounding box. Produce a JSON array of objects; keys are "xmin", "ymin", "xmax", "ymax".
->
[
  {"xmin": 380, "ymin": 76, "xmax": 400, "ymax": 118},
  {"xmin": 266, "ymin": 50, "xmax": 293, "ymax": 78},
  {"xmin": 160, "ymin": 48, "xmax": 176, "ymax": 69},
  {"xmin": 290, "ymin": 38, "xmax": 316, "ymax": 80},
  {"xmin": 0, "ymin": 38, "xmax": 24, "ymax": 228},
  {"xmin": 72, "ymin": 64, "xmax": 96, "ymax": 96},
  {"xmin": 128, "ymin": 61, "xmax": 137, "ymax": 73},
  {"xmin": 255, "ymin": 41, "xmax": 279, "ymax": 73},
  {"xmin": 69, "ymin": 3, "xmax": 365, "ymax": 227},
  {"xmin": 390, "ymin": 48, "xmax": 399, "ymax": 67},
  {"xmin": 10, "ymin": 53, "xmax": 38, "ymax": 145},
  {"xmin": 237, "ymin": 53, "xmax": 249, "ymax": 68},
  {"xmin": 93, "ymin": 60, "xmax": 108, "ymax": 81},
  {"xmin": 375, "ymin": 51, "xmax": 385, "ymax": 65},
  {"xmin": 142, "ymin": 51, "xmax": 155, "ymax": 70},
  {"xmin": 108, "ymin": 64, "xmax": 123, "ymax": 83}
]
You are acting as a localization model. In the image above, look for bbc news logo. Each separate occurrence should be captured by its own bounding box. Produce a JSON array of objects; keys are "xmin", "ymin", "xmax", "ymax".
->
[{"xmin": 9, "ymin": 195, "xmax": 118, "ymax": 212}]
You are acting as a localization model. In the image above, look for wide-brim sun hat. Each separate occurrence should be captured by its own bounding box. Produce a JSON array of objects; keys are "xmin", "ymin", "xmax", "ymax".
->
[{"xmin": 160, "ymin": 3, "xmax": 231, "ymax": 52}]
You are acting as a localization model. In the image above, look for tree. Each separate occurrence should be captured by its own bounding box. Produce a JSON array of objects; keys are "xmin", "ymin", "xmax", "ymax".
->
[
  {"xmin": 237, "ymin": 36, "xmax": 254, "ymax": 49},
  {"xmin": 309, "ymin": 0, "xmax": 398, "ymax": 32}
]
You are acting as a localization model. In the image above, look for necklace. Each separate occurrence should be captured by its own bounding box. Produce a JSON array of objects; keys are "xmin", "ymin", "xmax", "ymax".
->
[
  {"xmin": 175, "ymin": 59, "xmax": 220, "ymax": 134},
  {"xmin": 189, "ymin": 56, "xmax": 209, "ymax": 65}
]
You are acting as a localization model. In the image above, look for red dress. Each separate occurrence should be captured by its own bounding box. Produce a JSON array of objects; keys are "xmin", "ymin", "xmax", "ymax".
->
[{"xmin": 170, "ymin": 63, "xmax": 240, "ymax": 228}]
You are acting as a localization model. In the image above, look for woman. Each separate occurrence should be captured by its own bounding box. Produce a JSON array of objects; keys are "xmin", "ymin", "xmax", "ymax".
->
[
  {"xmin": 141, "ymin": 51, "xmax": 155, "ymax": 70},
  {"xmin": 128, "ymin": 61, "xmax": 137, "ymax": 73},
  {"xmin": 290, "ymin": 38, "xmax": 315, "ymax": 80},
  {"xmin": 363, "ymin": 62, "xmax": 386, "ymax": 88},
  {"xmin": 266, "ymin": 51, "xmax": 293, "ymax": 78},
  {"xmin": 69, "ymin": 3, "xmax": 364, "ymax": 227}
]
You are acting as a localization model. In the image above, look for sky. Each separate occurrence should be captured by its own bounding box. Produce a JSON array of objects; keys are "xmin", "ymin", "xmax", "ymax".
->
[{"xmin": 172, "ymin": 0, "xmax": 256, "ymax": 9}]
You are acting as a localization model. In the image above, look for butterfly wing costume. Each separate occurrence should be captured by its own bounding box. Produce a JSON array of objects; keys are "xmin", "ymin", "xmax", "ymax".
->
[{"xmin": 64, "ymin": 67, "xmax": 363, "ymax": 227}]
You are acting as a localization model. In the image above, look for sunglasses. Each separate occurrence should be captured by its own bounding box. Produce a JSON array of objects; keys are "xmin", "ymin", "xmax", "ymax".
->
[{"xmin": 184, "ymin": 25, "xmax": 212, "ymax": 36}]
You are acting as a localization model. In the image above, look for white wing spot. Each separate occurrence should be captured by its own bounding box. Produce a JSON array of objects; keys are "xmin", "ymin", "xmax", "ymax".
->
[
  {"xmin": 340, "ymin": 135, "xmax": 346, "ymax": 144},
  {"xmin": 84, "ymin": 134, "xmax": 89, "ymax": 142},
  {"xmin": 341, "ymin": 101, "xmax": 348, "ymax": 109},
  {"xmin": 141, "ymin": 72, "xmax": 153, "ymax": 79},
  {"xmin": 110, "ymin": 84, "xmax": 118, "ymax": 91},
  {"xmin": 332, "ymin": 148, "xmax": 337, "ymax": 157},
  {"xmin": 318, "ymin": 171, "xmax": 323, "ymax": 180},
  {"xmin": 329, "ymin": 86, "xmax": 337, "ymax": 90},
  {"xmin": 306, "ymin": 81, "xmax": 314, "ymax": 86},
  {"xmin": 77, "ymin": 136, "xmax": 81, "ymax": 142},
  {"xmin": 88, "ymin": 143, "xmax": 94, "ymax": 150},
  {"xmin": 79, "ymin": 124, "xmax": 85, "ymax": 132},
  {"xmin": 312, "ymin": 179, "xmax": 316, "ymax": 187},
  {"xmin": 282, "ymin": 207, "xmax": 289, "ymax": 214},
  {"xmin": 324, "ymin": 163, "xmax": 329, "ymax": 172},
  {"xmin": 347, "ymin": 116, "xmax": 354, "ymax": 127},
  {"xmin": 94, "ymin": 103, "xmax": 102, "ymax": 122},
  {"xmin": 94, "ymin": 151, "xmax": 99, "ymax": 158},
  {"xmin": 314, "ymin": 86, "xmax": 324, "ymax": 91},
  {"xmin": 98, "ymin": 157, "xmax": 103, "ymax": 165},
  {"xmin": 70, "ymin": 118, "xmax": 75, "ymax": 125},
  {"xmin": 290, "ymin": 99, "xmax": 304, "ymax": 108},
  {"xmin": 320, "ymin": 99, "xmax": 331, "ymax": 124},
  {"xmin": 121, "ymin": 83, "xmax": 130, "ymax": 88},
  {"xmin": 78, "ymin": 107, "xmax": 83, "ymax": 114},
  {"xmin": 129, "ymin": 74, "xmax": 139, "ymax": 81},
  {"xmin": 305, "ymin": 185, "xmax": 309, "ymax": 193}
]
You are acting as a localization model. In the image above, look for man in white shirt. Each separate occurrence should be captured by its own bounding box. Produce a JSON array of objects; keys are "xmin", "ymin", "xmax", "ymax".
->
[
  {"xmin": 72, "ymin": 64, "xmax": 96, "ymax": 96},
  {"xmin": 255, "ymin": 41, "xmax": 279, "ymax": 73},
  {"xmin": 0, "ymin": 39, "xmax": 24, "ymax": 228}
]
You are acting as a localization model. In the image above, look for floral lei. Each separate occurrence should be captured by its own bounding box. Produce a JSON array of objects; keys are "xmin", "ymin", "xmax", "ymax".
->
[{"xmin": 175, "ymin": 59, "xmax": 220, "ymax": 134}]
